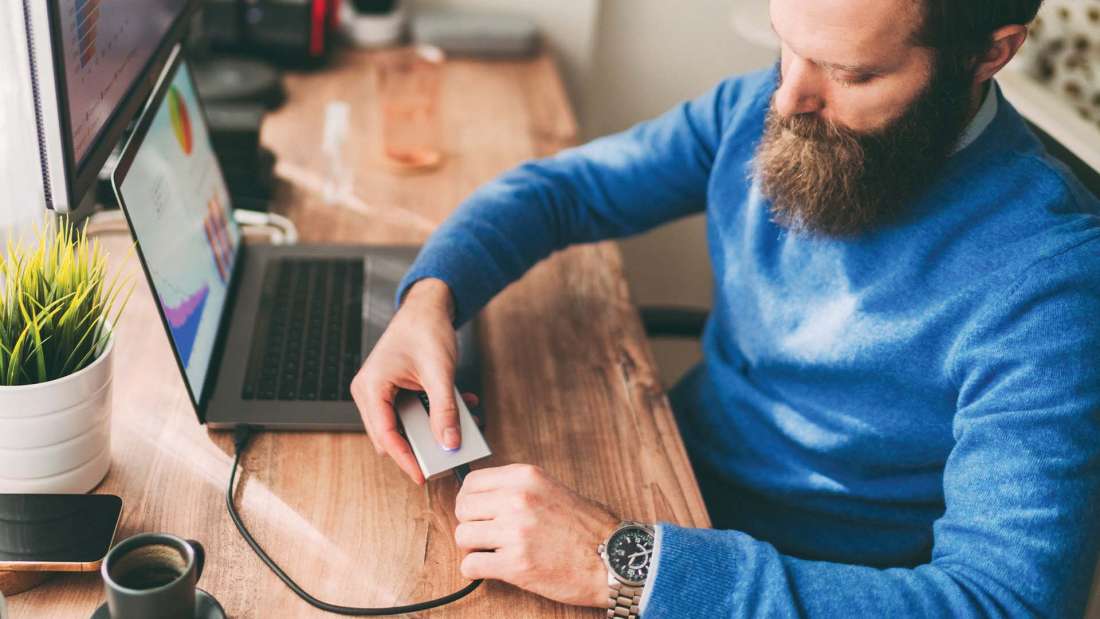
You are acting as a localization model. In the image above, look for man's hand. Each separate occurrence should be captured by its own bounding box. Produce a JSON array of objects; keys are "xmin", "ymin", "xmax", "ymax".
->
[
  {"xmin": 454, "ymin": 464, "xmax": 620, "ymax": 607},
  {"xmin": 351, "ymin": 278, "xmax": 461, "ymax": 485}
]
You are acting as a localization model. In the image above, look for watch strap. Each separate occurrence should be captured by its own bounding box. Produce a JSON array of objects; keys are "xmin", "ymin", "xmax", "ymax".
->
[{"xmin": 606, "ymin": 575, "xmax": 642, "ymax": 618}]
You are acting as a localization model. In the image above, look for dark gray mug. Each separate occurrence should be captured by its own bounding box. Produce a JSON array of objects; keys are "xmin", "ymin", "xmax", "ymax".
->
[{"xmin": 100, "ymin": 533, "xmax": 205, "ymax": 619}]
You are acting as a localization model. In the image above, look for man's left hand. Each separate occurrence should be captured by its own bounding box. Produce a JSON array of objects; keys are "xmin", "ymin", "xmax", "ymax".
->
[{"xmin": 454, "ymin": 463, "xmax": 620, "ymax": 607}]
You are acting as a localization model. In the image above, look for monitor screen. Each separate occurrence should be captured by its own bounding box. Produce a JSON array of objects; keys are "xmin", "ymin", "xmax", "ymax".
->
[
  {"xmin": 116, "ymin": 57, "xmax": 241, "ymax": 403},
  {"xmin": 54, "ymin": 0, "xmax": 189, "ymax": 166}
]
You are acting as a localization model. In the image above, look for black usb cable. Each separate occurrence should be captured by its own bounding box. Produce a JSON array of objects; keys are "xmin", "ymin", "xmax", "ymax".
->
[{"xmin": 227, "ymin": 425, "xmax": 482, "ymax": 615}]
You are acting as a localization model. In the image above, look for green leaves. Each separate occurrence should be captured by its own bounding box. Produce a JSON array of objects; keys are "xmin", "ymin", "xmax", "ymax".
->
[{"xmin": 0, "ymin": 216, "xmax": 134, "ymax": 386}]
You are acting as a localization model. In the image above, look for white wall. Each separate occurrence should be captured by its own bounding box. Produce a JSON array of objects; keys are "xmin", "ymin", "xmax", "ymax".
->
[{"xmin": 582, "ymin": 0, "xmax": 774, "ymax": 140}]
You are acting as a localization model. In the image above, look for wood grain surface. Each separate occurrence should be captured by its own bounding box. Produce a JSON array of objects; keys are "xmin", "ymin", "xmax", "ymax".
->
[
  {"xmin": 0, "ymin": 571, "xmax": 52, "ymax": 597},
  {"xmin": 8, "ymin": 50, "xmax": 709, "ymax": 618}
]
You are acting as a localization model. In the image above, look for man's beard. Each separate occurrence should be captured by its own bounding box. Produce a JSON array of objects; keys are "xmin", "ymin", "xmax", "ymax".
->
[{"xmin": 754, "ymin": 61, "xmax": 975, "ymax": 237}]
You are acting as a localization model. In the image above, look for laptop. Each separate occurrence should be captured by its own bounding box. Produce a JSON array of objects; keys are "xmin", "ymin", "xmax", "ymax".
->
[{"xmin": 111, "ymin": 45, "xmax": 479, "ymax": 430}]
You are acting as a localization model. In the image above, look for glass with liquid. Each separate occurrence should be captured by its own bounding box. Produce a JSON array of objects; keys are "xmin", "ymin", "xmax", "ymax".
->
[{"xmin": 374, "ymin": 45, "xmax": 445, "ymax": 173}]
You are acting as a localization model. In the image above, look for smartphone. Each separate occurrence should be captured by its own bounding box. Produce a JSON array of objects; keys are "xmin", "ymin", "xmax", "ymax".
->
[{"xmin": 0, "ymin": 494, "xmax": 123, "ymax": 572}]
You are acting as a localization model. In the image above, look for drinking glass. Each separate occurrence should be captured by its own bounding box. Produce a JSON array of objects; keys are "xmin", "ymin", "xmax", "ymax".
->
[{"xmin": 373, "ymin": 45, "xmax": 445, "ymax": 173}]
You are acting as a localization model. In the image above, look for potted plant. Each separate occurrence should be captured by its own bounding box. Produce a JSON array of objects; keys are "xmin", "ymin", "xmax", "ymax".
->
[{"xmin": 0, "ymin": 217, "xmax": 132, "ymax": 493}]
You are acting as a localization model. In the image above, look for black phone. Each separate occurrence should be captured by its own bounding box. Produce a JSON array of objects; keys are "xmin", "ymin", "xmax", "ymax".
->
[{"xmin": 0, "ymin": 494, "xmax": 123, "ymax": 572}]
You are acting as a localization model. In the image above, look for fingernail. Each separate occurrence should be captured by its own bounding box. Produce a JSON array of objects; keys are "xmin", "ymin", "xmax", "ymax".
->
[{"xmin": 442, "ymin": 427, "xmax": 460, "ymax": 452}]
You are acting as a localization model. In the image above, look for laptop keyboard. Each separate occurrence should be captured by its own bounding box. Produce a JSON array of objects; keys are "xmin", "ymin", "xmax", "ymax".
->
[{"xmin": 241, "ymin": 258, "xmax": 364, "ymax": 401}]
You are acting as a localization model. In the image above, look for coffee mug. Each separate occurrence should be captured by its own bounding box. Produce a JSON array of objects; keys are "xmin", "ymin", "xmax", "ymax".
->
[{"xmin": 101, "ymin": 533, "xmax": 204, "ymax": 619}]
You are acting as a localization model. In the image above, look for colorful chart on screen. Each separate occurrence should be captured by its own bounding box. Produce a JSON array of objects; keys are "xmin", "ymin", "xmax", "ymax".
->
[{"xmin": 118, "ymin": 61, "xmax": 240, "ymax": 401}]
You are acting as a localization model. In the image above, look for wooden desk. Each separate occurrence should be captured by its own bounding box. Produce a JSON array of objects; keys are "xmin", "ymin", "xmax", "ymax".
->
[{"xmin": 9, "ymin": 50, "xmax": 709, "ymax": 618}]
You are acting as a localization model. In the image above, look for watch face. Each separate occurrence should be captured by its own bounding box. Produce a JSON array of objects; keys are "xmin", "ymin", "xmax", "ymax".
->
[{"xmin": 607, "ymin": 526, "xmax": 654, "ymax": 584}]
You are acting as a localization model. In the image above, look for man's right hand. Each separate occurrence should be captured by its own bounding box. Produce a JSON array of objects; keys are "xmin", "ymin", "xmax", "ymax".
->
[{"xmin": 351, "ymin": 278, "xmax": 461, "ymax": 485}]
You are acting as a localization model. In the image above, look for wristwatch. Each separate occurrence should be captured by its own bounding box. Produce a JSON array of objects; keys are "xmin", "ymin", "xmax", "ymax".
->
[{"xmin": 598, "ymin": 521, "xmax": 655, "ymax": 618}]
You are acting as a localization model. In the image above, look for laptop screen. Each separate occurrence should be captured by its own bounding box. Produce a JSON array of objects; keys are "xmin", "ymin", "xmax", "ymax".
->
[{"xmin": 116, "ymin": 55, "xmax": 241, "ymax": 404}]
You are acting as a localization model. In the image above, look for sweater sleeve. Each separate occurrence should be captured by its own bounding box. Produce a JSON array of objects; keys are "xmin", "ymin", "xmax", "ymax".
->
[
  {"xmin": 394, "ymin": 73, "xmax": 758, "ymax": 325},
  {"xmin": 643, "ymin": 238, "xmax": 1100, "ymax": 618}
]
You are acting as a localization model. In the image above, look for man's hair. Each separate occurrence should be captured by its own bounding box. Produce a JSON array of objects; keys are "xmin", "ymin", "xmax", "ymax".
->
[{"xmin": 915, "ymin": 0, "xmax": 1045, "ymax": 74}]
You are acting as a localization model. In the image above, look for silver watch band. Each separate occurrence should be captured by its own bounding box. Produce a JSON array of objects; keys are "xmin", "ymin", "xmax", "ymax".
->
[{"xmin": 606, "ymin": 576, "xmax": 642, "ymax": 618}]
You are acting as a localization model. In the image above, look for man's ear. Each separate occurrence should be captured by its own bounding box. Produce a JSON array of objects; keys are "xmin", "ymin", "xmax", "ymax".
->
[{"xmin": 973, "ymin": 24, "xmax": 1030, "ymax": 83}]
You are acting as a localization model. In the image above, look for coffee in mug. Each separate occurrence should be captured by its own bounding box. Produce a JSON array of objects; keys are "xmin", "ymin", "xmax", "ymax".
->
[
  {"xmin": 109, "ymin": 543, "xmax": 189, "ymax": 590},
  {"xmin": 101, "ymin": 533, "xmax": 204, "ymax": 619}
]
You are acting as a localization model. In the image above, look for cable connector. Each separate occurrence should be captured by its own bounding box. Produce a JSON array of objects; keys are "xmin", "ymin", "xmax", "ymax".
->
[
  {"xmin": 453, "ymin": 464, "xmax": 471, "ymax": 486},
  {"xmin": 234, "ymin": 424, "xmax": 258, "ymax": 455}
]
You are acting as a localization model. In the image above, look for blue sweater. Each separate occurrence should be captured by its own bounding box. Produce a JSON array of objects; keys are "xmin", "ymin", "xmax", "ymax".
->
[{"xmin": 396, "ymin": 68, "xmax": 1100, "ymax": 618}]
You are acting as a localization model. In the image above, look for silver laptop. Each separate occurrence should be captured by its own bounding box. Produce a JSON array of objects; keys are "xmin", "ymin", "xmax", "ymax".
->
[{"xmin": 111, "ymin": 46, "xmax": 479, "ymax": 430}]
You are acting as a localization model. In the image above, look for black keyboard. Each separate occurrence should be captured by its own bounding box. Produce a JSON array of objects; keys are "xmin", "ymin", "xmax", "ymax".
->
[{"xmin": 241, "ymin": 258, "xmax": 364, "ymax": 401}]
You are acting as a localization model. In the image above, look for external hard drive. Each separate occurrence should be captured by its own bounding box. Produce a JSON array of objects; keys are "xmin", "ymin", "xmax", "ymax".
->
[{"xmin": 396, "ymin": 387, "xmax": 492, "ymax": 480}]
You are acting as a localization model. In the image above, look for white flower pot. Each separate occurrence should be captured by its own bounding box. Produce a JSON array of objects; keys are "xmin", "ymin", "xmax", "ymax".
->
[{"xmin": 0, "ymin": 337, "xmax": 113, "ymax": 493}]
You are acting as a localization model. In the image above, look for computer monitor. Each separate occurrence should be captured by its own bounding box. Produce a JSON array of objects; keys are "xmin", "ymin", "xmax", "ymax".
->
[{"xmin": 21, "ymin": 0, "xmax": 198, "ymax": 212}]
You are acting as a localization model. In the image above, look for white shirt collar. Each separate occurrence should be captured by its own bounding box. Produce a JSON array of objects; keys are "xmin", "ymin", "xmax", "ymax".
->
[{"xmin": 953, "ymin": 80, "xmax": 999, "ymax": 154}]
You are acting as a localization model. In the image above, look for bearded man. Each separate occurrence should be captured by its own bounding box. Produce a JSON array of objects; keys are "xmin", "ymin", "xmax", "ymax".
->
[{"xmin": 353, "ymin": 0, "xmax": 1100, "ymax": 616}]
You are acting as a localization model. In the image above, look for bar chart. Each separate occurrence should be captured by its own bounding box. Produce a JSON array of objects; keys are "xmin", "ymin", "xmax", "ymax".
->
[{"xmin": 73, "ymin": 0, "xmax": 100, "ymax": 68}]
